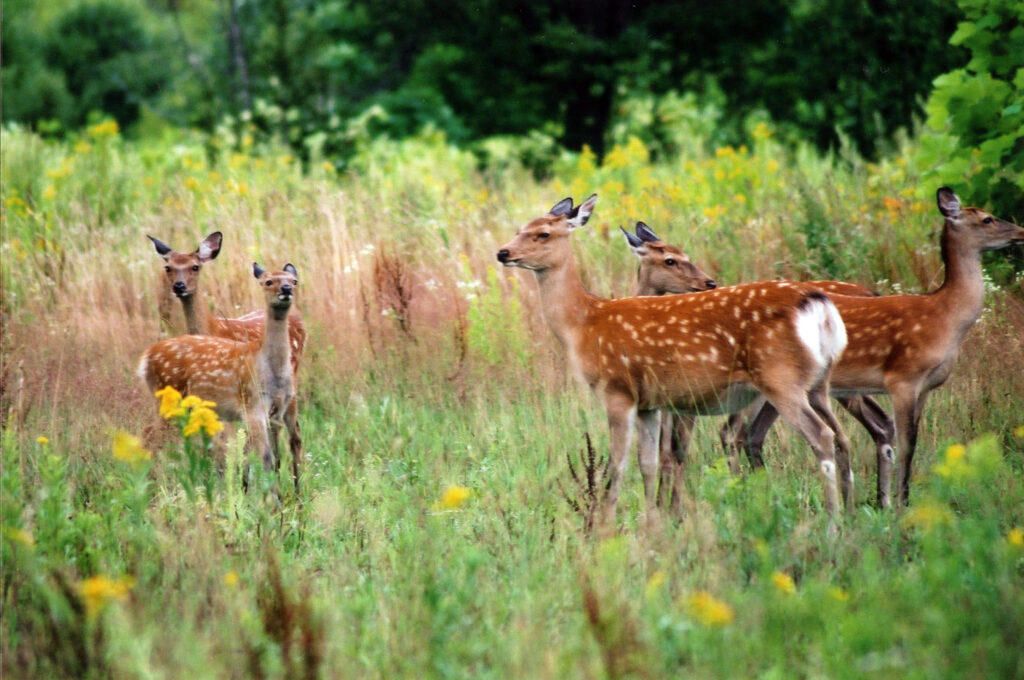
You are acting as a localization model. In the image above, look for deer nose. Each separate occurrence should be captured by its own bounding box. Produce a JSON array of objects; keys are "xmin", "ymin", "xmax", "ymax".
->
[
  {"xmin": 280, "ymin": 284, "xmax": 293, "ymax": 296},
  {"xmin": 705, "ymin": 280, "xmax": 717, "ymax": 289},
  {"xmin": 173, "ymin": 281, "xmax": 187, "ymax": 295},
  {"xmin": 497, "ymin": 249, "xmax": 510, "ymax": 263}
]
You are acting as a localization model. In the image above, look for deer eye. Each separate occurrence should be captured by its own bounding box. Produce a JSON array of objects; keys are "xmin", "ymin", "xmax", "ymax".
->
[
  {"xmin": 164, "ymin": 266, "xmax": 171, "ymax": 273},
  {"xmin": 664, "ymin": 258, "xmax": 677, "ymax": 266},
  {"xmin": 192, "ymin": 265, "xmax": 200, "ymax": 271},
  {"xmin": 983, "ymin": 217, "xmax": 993, "ymax": 224},
  {"xmin": 266, "ymin": 281, "xmax": 273, "ymax": 286},
  {"xmin": 537, "ymin": 233, "xmax": 550, "ymax": 239}
]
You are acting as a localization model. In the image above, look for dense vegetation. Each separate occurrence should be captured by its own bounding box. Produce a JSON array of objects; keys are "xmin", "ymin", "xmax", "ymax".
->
[{"xmin": 2, "ymin": 113, "xmax": 1023, "ymax": 677}]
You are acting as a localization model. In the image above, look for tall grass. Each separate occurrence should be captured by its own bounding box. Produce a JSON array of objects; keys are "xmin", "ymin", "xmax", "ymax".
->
[{"xmin": 2, "ymin": 121, "xmax": 1023, "ymax": 678}]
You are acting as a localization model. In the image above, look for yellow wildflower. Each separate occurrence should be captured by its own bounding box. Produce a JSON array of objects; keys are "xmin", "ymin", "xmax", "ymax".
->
[
  {"xmin": 87, "ymin": 119, "xmax": 119, "ymax": 138},
  {"xmin": 440, "ymin": 485, "xmax": 471, "ymax": 509},
  {"xmin": 644, "ymin": 570, "xmax": 667, "ymax": 600},
  {"xmin": 112, "ymin": 430, "xmax": 152, "ymax": 463},
  {"xmin": 933, "ymin": 443, "xmax": 970, "ymax": 480},
  {"xmin": 771, "ymin": 571, "xmax": 796, "ymax": 594},
  {"xmin": 902, "ymin": 501, "xmax": 954, "ymax": 531},
  {"xmin": 185, "ymin": 177, "xmax": 200, "ymax": 190},
  {"xmin": 155, "ymin": 386, "xmax": 184, "ymax": 419},
  {"xmin": 37, "ymin": 436, "xmax": 49, "ymax": 445},
  {"xmin": 42, "ymin": 185, "xmax": 56, "ymax": 200},
  {"xmin": 1007, "ymin": 527, "xmax": 1024, "ymax": 549},
  {"xmin": 827, "ymin": 586, "xmax": 850, "ymax": 602},
  {"xmin": 686, "ymin": 591, "xmax": 734, "ymax": 627},
  {"xmin": 3, "ymin": 527, "xmax": 35, "ymax": 547},
  {"xmin": 183, "ymin": 406, "xmax": 223, "ymax": 437},
  {"xmin": 224, "ymin": 570, "xmax": 240, "ymax": 587},
  {"xmin": 180, "ymin": 395, "xmax": 217, "ymax": 411},
  {"xmin": 751, "ymin": 122, "xmax": 773, "ymax": 140},
  {"xmin": 76, "ymin": 575, "xmax": 135, "ymax": 619}
]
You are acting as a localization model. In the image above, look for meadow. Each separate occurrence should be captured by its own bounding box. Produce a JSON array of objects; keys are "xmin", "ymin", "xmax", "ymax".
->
[{"xmin": 2, "ymin": 118, "xmax": 1023, "ymax": 679}]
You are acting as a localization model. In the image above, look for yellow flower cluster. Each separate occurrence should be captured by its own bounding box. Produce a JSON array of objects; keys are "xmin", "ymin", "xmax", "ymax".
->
[
  {"xmin": 686, "ymin": 590, "xmax": 735, "ymax": 626},
  {"xmin": 440, "ymin": 485, "xmax": 472, "ymax": 509},
  {"xmin": 933, "ymin": 443, "xmax": 970, "ymax": 480},
  {"xmin": 901, "ymin": 501, "xmax": 954, "ymax": 531},
  {"xmin": 154, "ymin": 386, "xmax": 223, "ymax": 437},
  {"xmin": 112, "ymin": 430, "xmax": 152, "ymax": 463},
  {"xmin": 87, "ymin": 119, "xmax": 120, "ymax": 139},
  {"xmin": 771, "ymin": 571, "xmax": 796, "ymax": 594},
  {"xmin": 77, "ymin": 575, "xmax": 135, "ymax": 619}
]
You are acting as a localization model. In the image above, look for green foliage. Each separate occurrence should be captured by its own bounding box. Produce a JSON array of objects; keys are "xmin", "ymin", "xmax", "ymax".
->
[{"xmin": 918, "ymin": 0, "xmax": 1024, "ymax": 223}]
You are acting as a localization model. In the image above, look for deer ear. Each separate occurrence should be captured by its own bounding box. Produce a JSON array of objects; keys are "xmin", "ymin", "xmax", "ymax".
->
[
  {"xmin": 284, "ymin": 263, "xmax": 298, "ymax": 277},
  {"xmin": 549, "ymin": 197, "xmax": 575, "ymax": 216},
  {"xmin": 148, "ymin": 235, "xmax": 172, "ymax": 259},
  {"xmin": 198, "ymin": 232, "xmax": 223, "ymax": 262},
  {"xmin": 937, "ymin": 187, "xmax": 961, "ymax": 219},
  {"xmin": 567, "ymin": 193, "xmax": 597, "ymax": 228},
  {"xmin": 253, "ymin": 262, "xmax": 266, "ymax": 279},
  {"xmin": 621, "ymin": 225, "xmax": 645, "ymax": 253},
  {"xmin": 635, "ymin": 221, "xmax": 660, "ymax": 243}
]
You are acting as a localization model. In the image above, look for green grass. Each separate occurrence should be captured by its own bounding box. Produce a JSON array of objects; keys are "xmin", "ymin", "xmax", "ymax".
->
[{"xmin": 2, "ymin": 123, "xmax": 1023, "ymax": 678}]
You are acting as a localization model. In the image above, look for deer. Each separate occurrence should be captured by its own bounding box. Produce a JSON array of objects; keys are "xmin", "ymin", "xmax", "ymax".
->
[
  {"xmin": 497, "ymin": 194, "xmax": 854, "ymax": 528},
  {"xmin": 734, "ymin": 187, "xmax": 1024, "ymax": 507},
  {"xmin": 622, "ymin": 221, "xmax": 896, "ymax": 510},
  {"xmin": 138, "ymin": 263, "xmax": 301, "ymax": 491},
  {"xmin": 147, "ymin": 232, "xmax": 306, "ymax": 493}
]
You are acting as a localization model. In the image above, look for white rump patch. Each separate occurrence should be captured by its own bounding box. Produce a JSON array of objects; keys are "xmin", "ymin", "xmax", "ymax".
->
[{"xmin": 794, "ymin": 297, "xmax": 848, "ymax": 369}]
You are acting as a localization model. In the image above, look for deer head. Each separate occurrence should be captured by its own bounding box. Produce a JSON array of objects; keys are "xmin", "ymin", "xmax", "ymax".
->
[
  {"xmin": 622, "ymin": 221, "xmax": 716, "ymax": 295},
  {"xmin": 149, "ymin": 231, "xmax": 223, "ymax": 299},
  {"xmin": 937, "ymin": 187, "xmax": 1024, "ymax": 252},
  {"xmin": 496, "ymin": 194, "xmax": 598, "ymax": 271},
  {"xmin": 254, "ymin": 263, "xmax": 298, "ymax": 319}
]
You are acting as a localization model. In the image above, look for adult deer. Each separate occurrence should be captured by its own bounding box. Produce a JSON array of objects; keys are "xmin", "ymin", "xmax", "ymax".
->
[
  {"xmin": 739, "ymin": 187, "xmax": 1023, "ymax": 506},
  {"xmin": 619, "ymin": 222, "xmax": 716, "ymax": 514},
  {"xmin": 148, "ymin": 232, "xmax": 306, "ymax": 492},
  {"xmin": 138, "ymin": 264, "xmax": 302, "ymax": 490},
  {"xmin": 622, "ymin": 222, "xmax": 896, "ymax": 509},
  {"xmin": 497, "ymin": 195, "xmax": 852, "ymax": 527}
]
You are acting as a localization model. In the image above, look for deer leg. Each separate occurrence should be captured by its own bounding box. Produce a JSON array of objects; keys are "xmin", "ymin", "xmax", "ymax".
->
[
  {"xmin": 808, "ymin": 385, "xmax": 854, "ymax": 511},
  {"xmin": 635, "ymin": 409, "xmax": 661, "ymax": 529},
  {"xmin": 668, "ymin": 414, "xmax": 694, "ymax": 516},
  {"xmin": 284, "ymin": 397, "xmax": 303, "ymax": 494},
  {"xmin": 657, "ymin": 411, "xmax": 675, "ymax": 509},
  {"xmin": 837, "ymin": 396, "xmax": 896, "ymax": 509},
  {"xmin": 889, "ymin": 383, "xmax": 925, "ymax": 508},
  {"xmin": 743, "ymin": 398, "xmax": 779, "ymax": 470},
  {"xmin": 601, "ymin": 392, "xmax": 637, "ymax": 528},
  {"xmin": 762, "ymin": 389, "xmax": 841, "ymax": 521}
]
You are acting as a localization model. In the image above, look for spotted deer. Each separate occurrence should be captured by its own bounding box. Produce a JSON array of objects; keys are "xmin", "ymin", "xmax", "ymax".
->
[
  {"xmin": 148, "ymin": 232, "xmax": 306, "ymax": 491},
  {"xmin": 620, "ymin": 222, "xmax": 716, "ymax": 514},
  {"xmin": 622, "ymin": 221, "xmax": 896, "ymax": 509},
  {"xmin": 138, "ymin": 264, "xmax": 301, "ymax": 488},
  {"xmin": 498, "ymin": 195, "xmax": 852, "ymax": 527},
  {"xmin": 741, "ymin": 187, "xmax": 1024, "ymax": 506}
]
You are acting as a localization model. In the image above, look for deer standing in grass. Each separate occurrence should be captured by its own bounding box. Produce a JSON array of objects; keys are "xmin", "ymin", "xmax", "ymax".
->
[
  {"xmin": 497, "ymin": 195, "xmax": 853, "ymax": 527},
  {"xmin": 735, "ymin": 187, "xmax": 1024, "ymax": 506},
  {"xmin": 148, "ymin": 232, "xmax": 306, "ymax": 492},
  {"xmin": 622, "ymin": 222, "xmax": 896, "ymax": 509},
  {"xmin": 138, "ymin": 264, "xmax": 301, "ymax": 487}
]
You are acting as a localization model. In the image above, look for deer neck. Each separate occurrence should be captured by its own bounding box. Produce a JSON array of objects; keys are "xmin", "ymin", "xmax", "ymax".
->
[
  {"xmin": 634, "ymin": 267, "xmax": 661, "ymax": 297},
  {"xmin": 260, "ymin": 306, "xmax": 292, "ymax": 375},
  {"xmin": 533, "ymin": 255, "xmax": 594, "ymax": 350},
  {"xmin": 179, "ymin": 293, "xmax": 212, "ymax": 335},
  {"xmin": 934, "ymin": 223, "xmax": 986, "ymax": 330}
]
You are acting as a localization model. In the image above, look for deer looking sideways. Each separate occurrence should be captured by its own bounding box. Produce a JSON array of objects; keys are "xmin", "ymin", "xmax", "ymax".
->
[
  {"xmin": 138, "ymin": 264, "xmax": 302, "ymax": 491},
  {"xmin": 626, "ymin": 187, "xmax": 1024, "ymax": 508},
  {"xmin": 622, "ymin": 222, "xmax": 895, "ymax": 511},
  {"xmin": 148, "ymin": 232, "xmax": 306, "ymax": 492},
  {"xmin": 498, "ymin": 194, "xmax": 854, "ymax": 527}
]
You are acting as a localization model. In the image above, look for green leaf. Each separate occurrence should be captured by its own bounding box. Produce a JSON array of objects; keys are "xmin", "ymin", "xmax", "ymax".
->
[{"xmin": 949, "ymin": 21, "xmax": 977, "ymax": 46}]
